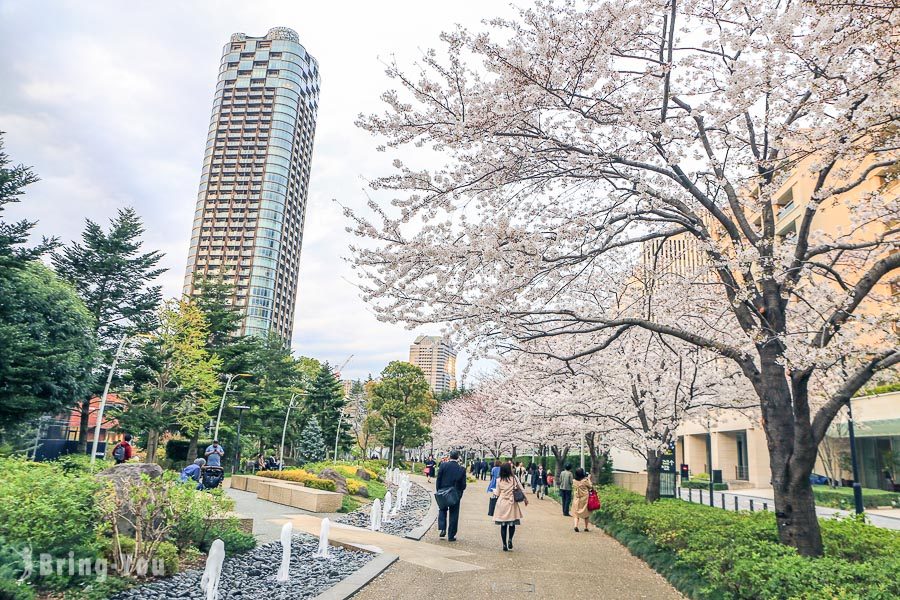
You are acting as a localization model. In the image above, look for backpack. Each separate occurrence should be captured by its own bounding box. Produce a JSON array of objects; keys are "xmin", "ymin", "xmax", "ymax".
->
[{"xmin": 113, "ymin": 443, "xmax": 126, "ymax": 461}]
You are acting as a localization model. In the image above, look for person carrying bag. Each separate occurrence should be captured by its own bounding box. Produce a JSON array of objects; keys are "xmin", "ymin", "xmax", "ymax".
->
[
  {"xmin": 492, "ymin": 463, "xmax": 528, "ymax": 551},
  {"xmin": 435, "ymin": 450, "xmax": 467, "ymax": 541}
]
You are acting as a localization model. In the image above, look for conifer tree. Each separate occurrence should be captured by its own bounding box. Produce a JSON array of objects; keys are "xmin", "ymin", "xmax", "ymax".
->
[
  {"xmin": 52, "ymin": 207, "xmax": 165, "ymax": 451},
  {"xmin": 306, "ymin": 363, "xmax": 352, "ymax": 456},
  {"xmin": 297, "ymin": 416, "xmax": 326, "ymax": 464}
]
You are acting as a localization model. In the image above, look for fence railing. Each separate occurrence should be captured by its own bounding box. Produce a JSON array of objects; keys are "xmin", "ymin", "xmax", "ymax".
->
[
  {"xmin": 735, "ymin": 465, "xmax": 750, "ymax": 480},
  {"xmin": 677, "ymin": 486, "xmax": 771, "ymax": 513}
]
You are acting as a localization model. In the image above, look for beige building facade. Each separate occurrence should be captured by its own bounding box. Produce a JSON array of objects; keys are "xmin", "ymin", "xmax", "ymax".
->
[
  {"xmin": 662, "ymin": 153, "xmax": 898, "ymax": 491},
  {"xmin": 409, "ymin": 335, "xmax": 457, "ymax": 395}
]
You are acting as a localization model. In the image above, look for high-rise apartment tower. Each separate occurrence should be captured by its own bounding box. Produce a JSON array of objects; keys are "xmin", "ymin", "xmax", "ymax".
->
[
  {"xmin": 409, "ymin": 335, "xmax": 457, "ymax": 395},
  {"xmin": 183, "ymin": 27, "xmax": 319, "ymax": 340}
]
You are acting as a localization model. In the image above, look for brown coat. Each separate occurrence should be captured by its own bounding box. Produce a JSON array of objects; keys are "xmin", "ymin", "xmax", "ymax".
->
[
  {"xmin": 571, "ymin": 476, "xmax": 593, "ymax": 519},
  {"xmin": 492, "ymin": 476, "xmax": 525, "ymax": 523}
]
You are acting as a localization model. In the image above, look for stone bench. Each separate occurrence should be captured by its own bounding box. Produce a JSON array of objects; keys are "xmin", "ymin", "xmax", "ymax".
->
[
  {"xmin": 230, "ymin": 474, "xmax": 268, "ymax": 494},
  {"xmin": 256, "ymin": 480, "xmax": 343, "ymax": 513}
]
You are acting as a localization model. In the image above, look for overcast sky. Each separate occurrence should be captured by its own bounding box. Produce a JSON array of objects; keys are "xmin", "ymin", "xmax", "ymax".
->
[{"xmin": 0, "ymin": 0, "xmax": 517, "ymax": 381}]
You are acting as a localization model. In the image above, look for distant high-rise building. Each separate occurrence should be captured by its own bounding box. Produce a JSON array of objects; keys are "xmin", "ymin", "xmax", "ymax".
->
[
  {"xmin": 183, "ymin": 27, "xmax": 320, "ymax": 340},
  {"xmin": 409, "ymin": 335, "xmax": 457, "ymax": 395}
]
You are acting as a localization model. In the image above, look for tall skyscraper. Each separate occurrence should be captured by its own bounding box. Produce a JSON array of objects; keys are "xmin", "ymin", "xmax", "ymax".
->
[
  {"xmin": 409, "ymin": 335, "xmax": 457, "ymax": 395},
  {"xmin": 183, "ymin": 27, "xmax": 319, "ymax": 340}
]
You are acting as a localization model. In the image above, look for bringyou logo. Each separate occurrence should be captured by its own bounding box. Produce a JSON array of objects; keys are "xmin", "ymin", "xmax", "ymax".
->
[{"xmin": 12, "ymin": 545, "xmax": 167, "ymax": 583}]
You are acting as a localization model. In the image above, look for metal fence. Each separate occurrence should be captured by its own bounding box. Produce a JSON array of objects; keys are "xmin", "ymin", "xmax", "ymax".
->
[{"xmin": 677, "ymin": 487, "xmax": 772, "ymax": 513}]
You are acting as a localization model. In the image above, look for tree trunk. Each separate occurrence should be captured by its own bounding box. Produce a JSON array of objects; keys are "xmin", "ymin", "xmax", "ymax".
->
[
  {"xmin": 551, "ymin": 445, "xmax": 569, "ymax": 480},
  {"xmin": 645, "ymin": 450, "xmax": 662, "ymax": 502},
  {"xmin": 146, "ymin": 429, "xmax": 159, "ymax": 464},
  {"xmin": 511, "ymin": 445, "xmax": 517, "ymax": 461},
  {"xmin": 586, "ymin": 433, "xmax": 608, "ymax": 483},
  {"xmin": 755, "ymin": 346, "xmax": 824, "ymax": 556},
  {"xmin": 76, "ymin": 397, "xmax": 91, "ymax": 453},
  {"xmin": 186, "ymin": 430, "xmax": 199, "ymax": 463}
]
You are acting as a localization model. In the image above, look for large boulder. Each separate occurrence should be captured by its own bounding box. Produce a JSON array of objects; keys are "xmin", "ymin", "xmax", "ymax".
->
[
  {"xmin": 96, "ymin": 462, "xmax": 164, "ymax": 488},
  {"xmin": 355, "ymin": 467, "xmax": 372, "ymax": 481},
  {"xmin": 356, "ymin": 485, "xmax": 370, "ymax": 498},
  {"xmin": 317, "ymin": 468, "xmax": 349, "ymax": 495},
  {"xmin": 95, "ymin": 463, "xmax": 165, "ymax": 537}
]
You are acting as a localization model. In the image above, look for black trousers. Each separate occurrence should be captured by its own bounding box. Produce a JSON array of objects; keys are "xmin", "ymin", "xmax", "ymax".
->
[
  {"xmin": 560, "ymin": 489, "xmax": 572, "ymax": 515},
  {"xmin": 438, "ymin": 501, "xmax": 461, "ymax": 539}
]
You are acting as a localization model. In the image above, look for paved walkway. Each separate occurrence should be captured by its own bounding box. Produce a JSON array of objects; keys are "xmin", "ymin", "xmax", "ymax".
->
[
  {"xmin": 353, "ymin": 476, "xmax": 681, "ymax": 600},
  {"xmin": 677, "ymin": 487, "xmax": 900, "ymax": 531}
]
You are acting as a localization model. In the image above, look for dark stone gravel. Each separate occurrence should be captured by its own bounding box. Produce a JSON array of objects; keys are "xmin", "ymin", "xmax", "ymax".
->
[
  {"xmin": 334, "ymin": 481, "xmax": 432, "ymax": 537},
  {"xmin": 110, "ymin": 533, "xmax": 372, "ymax": 600}
]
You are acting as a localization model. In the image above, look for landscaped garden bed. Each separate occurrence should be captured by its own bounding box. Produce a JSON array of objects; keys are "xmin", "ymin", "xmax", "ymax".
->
[
  {"xmin": 812, "ymin": 485, "xmax": 900, "ymax": 509},
  {"xmin": 333, "ymin": 478, "xmax": 432, "ymax": 537},
  {"xmin": 592, "ymin": 485, "xmax": 900, "ymax": 599},
  {"xmin": 0, "ymin": 456, "xmax": 255, "ymax": 600},
  {"xmin": 110, "ymin": 532, "xmax": 373, "ymax": 600}
]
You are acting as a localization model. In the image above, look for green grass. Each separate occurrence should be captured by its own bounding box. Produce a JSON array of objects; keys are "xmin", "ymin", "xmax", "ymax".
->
[
  {"xmin": 813, "ymin": 485, "xmax": 900, "ymax": 509},
  {"xmin": 339, "ymin": 495, "xmax": 362, "ymax": 513},
  {"xmin": 365, "ymin": 478, "xmax": 387, "ymax": 500}
]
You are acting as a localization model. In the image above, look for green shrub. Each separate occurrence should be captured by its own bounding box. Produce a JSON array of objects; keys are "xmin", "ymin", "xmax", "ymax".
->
[
  {"xmin": 166, "ymin": 486, "xmax": 236, "ymax": 552},
  {"xmin": 813, "ymin": 485, "xmax": 900, "ymax": 509},
  {"xmin": 682, "ymin": 480, "xmax": 729, "ymax": 490},
  {"xmin": 0, "ymin": 457, "xmax": 102, "ymax": 558},
  {"xmin": 200, "ymin": 524, "xmax": 255, "ymax": 554},
  {"xmin": 107, "ymin": 538, "xmax": 179, "ymax": 576},
  {"xmin": 591, "ymin": 486, "xmax": 900, "ymax": 599},
  {"xmin": 0, "ymin": 577, "xmax": 35, "ymax": 600},
  {"xmin": 256, "ymin": 469, "xmax": 336, "ymax": 491}
]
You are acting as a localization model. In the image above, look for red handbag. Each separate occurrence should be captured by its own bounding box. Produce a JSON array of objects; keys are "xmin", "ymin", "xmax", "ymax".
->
[{"xmin": 587, "ymin": 488, "xmax": 601, "ymax": 511}]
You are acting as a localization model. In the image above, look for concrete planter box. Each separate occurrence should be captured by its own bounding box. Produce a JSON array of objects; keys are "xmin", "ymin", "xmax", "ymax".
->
[{"xmin": 256, "ymin": 480, "xmax": 343, "ymax": 512}]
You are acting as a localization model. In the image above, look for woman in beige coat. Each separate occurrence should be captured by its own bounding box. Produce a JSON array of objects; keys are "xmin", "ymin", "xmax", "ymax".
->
[
  {"xmin": 571, "ymin": 467, "xmax": 593, "ymax": 532},
  {"xmin": 492, "ymin": 462, "xmax": 528, "ymax": 551}
]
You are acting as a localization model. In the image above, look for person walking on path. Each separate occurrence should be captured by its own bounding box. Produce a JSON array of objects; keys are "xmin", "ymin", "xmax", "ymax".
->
[
  {"xmin": 492, "ymin": 462, "xmax": 528, "ymax": 551},
  {"xmin": 515, "ymin": 461, "xmax": 526, "ymax": 483},
  {"xmin": 532, "ymin": 464, "xmax": 547, "ymax": 498},
  {"xmin": 424, "ymin": 455, "xmax": 437, "ymax": 483},
  {"xmin": 436, "ymin": 449, "xmax": 467, "ymax": 541},
  {"xmin": 571, "ymin": 467, "xmax": 594, "ymax": 532},
  {"xmin": 557, "ymin": 464, "xmax": 574, "ymax": 516},
  {"xmin": 486, "ymin": 460, "xmax": 501, "ymax": 493}
]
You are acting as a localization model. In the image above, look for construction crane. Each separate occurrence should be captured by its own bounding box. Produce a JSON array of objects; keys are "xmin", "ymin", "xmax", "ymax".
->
[{"xmin": 334, "ymin": 354, "xmax": 353, "ymax": 380}]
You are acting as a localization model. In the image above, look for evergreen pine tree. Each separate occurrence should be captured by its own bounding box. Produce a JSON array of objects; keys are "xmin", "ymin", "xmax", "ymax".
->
[
  {"xmin": 306, "ymin": 362, "xmax": 353, "ymax": 456},
  {"xmin": 297, "ymin": 416, "xmax": 326, "ymax": 464},
  {"xmin": 52, "ymin": 207, "xmax": 165, "ymax": 451}
]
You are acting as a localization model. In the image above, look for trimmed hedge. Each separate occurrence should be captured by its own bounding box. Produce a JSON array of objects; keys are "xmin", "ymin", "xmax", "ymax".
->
[
  {"xmin": 256, "ymin": 469, "xmax": 336, "ymax": 491},
  {"xmin": 682, "ymin": 480, "xmax": 729, "ymax": 491},
  {"xmin": 592, "ymin": 485, "xmax": 900, "ymax": 599},
  {"xmin": 813, "ymin": 485, "xmax": 900, "ymax": 509}
]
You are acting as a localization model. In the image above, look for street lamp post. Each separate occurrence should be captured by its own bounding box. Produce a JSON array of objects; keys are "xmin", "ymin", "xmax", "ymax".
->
[
  {"xmin": 390, "ymin": 419, "xmax": 398, "ymax": 469},
  {"xmin": 333, "ymin": 412, "xmax": 343, "ymax": 464},
  {"xmin": 232, "ymin": 405, "xmax": 250, "ymax": 475},
  {"xmin": 279, "ymin": 393, "xmax": 303, "ymax": 471},
  {"xmin": 214, "ymin": 373, "xmax": 251, "ymax": 441},
  {"xmin": 846, "ymin": 399, "xmax": 865, "ymax": 515},
  {"xmin": 580, "ymin": 425, "xmax": 585, "ymax": 470},
  {"xmin": 91, "ymin": 334, "xmax": 148, "ymax": 469}
]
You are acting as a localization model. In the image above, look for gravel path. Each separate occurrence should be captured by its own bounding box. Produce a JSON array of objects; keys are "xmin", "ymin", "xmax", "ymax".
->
[
  {"xmin": 334, "ymin": 481, "xmax": 432, "ymax": 536},
  {"xmin": 111, "ymin": 533, "xmax": 372, "ymax": 600}
]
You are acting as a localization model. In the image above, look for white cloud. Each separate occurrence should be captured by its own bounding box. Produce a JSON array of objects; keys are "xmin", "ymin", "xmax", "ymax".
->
[{"xmin": 0, "ymin": 0, "xmax": 517, "ymax": 383}]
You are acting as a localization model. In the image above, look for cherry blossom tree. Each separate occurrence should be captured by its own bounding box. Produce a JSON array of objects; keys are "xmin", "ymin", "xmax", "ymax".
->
[{"xmin": 349, "ymin": 0, "xmax": 899, "ymax": 555}]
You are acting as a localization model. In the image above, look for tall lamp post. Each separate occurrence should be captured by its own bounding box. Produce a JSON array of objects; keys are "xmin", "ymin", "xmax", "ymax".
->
[
  {"xmin": 214, "ymin": 373, "xmax": 251, "ymax": 440},
  {"xmin": 846, "ymin": 399, "xmax": 865, "ymax": 515},
  {"xmin": 232, "ymin": 405, "xmax": 250, "ymax": 475},
  {"xmin": 390, "ymin": 419, "xmax": 398, "ymax": 469},
  {"xmin": 90, "ymin": 333, "xmax": 149, "ymax": 469},
  {"xmin": 279, "ymin": 392, "xmax": 307, "ymax": 471},
  {"xmin": 333, "ymin": 412, "xmax": 344, "ymax": 464}
]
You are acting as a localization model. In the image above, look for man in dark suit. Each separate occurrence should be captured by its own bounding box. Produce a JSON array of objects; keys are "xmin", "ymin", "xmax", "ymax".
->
[{"xmin": 436, "ymin": 450, "xmax": 467, "ymax": 541}]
